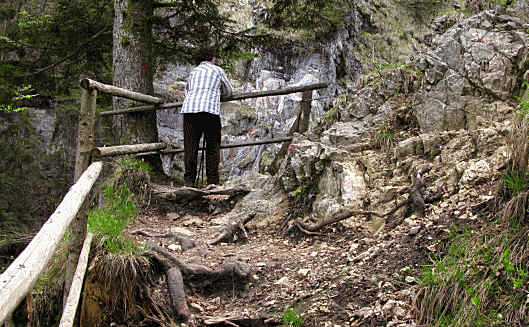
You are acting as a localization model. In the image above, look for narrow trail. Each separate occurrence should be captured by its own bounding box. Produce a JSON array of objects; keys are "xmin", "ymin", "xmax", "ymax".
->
[{"xmin": 122, "ymin": 179, "xmax": 473, "ymax": 326}]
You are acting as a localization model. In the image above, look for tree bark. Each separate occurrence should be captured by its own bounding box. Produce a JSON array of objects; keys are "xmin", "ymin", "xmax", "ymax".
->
[{"xmin": 112, "ymin": 0, "xmax": 157, "ymax": 144}]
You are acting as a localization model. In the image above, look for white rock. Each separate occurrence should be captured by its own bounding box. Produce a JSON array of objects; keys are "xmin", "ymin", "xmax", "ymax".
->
[
  {"xmin": 167, "ymin": 244, "xmax": 181, "ymax": 251},
  {"xmin": 170, "ymin": 227, "xmax": 194, "ymax": 236},
  {"xmin": 275, "ymin": 276, "xmax": 289, "ymax": 286}
]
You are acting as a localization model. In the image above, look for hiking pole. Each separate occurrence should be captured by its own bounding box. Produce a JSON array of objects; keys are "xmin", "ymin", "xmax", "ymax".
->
[{"xmin": 196, "ymin": 136, "xmax": 206, "ymax": 186}]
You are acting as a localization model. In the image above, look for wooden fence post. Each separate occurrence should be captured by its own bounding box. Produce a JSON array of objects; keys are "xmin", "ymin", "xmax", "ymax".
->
[
  {"xmin": 59, "ymin": 233, "xmax": 94, "ymax": 327},
  {"xmin": 269, "ymin": 90, "xmax": 313, "ymax": 174},
  {"xmin": 64, "ymin": 86, "xmax": 97, "ymax": 307}
]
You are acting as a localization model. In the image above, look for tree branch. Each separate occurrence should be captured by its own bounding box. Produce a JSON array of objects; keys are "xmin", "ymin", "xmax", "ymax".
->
[{"xmin": 26, "ymin": 27, "xmax": 110, "ymax": 77}]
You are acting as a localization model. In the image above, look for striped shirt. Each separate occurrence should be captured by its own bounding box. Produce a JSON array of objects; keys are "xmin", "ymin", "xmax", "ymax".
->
[{"xmin": 181, "ymin": 61, "xmax": 233, "ymax": 116}]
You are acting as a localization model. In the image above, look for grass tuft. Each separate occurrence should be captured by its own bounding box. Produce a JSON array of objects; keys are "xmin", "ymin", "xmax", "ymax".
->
[{"xmin": 282, "ymin": 306, "xmax": 303, "ymax": 327}]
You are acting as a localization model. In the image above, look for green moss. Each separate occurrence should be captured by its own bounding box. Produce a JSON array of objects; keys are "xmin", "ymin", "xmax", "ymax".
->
[{"xmin": 120, "ymin": 36, "xmax": 131, "ymax": 48}]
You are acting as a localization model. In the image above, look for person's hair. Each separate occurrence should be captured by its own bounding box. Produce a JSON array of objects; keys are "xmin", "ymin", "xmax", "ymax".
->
[{"xmin": 193, "ymin": 47, "xmax": 217, "ymax": 65}]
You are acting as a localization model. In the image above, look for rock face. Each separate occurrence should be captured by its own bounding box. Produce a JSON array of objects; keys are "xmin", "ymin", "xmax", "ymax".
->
[
  {"xmin": 413, "ymin": 11, "xmax": 528, "ymax": 132},
  {"xmin": 273, "ymin": 10, "xmax": 527, "ymax": 224},
  {"xmin": 0, "ymin": 105, "xmax": 78, "ymax": 231},
  {"xmin": 153, "ymin": 0, "xmax": 427, "ymax": 179}
]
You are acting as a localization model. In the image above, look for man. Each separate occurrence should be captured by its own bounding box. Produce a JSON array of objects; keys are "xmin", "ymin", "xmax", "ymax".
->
[{"xmin": 180, "ymin": 48, "xmax": 233, "ymax": 187}]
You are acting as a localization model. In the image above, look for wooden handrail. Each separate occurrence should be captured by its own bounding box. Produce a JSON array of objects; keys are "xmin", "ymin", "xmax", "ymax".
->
[
  {"xmin": 151, "ymin": 137, "xmax": 294, "ymax": 155},
  {"xmin": 0, "ymin": 162, "xmax": 103, "ymax": 325},
  {"xmin": 98, "ymin": 82, "xmax": 328, "ymax": 117},
  {"xmin": 222, "ymin": 82, "xmax": 328, "ymax": 101},
  {"xmin": 92, "ymin": 143, "xmax": 167, "ymax": 157},
  {"xmin": 80, "ymin": 78, "xmax": 163, "ymax": 105},
  {"xmin": 59, "ymin": 232, "xmax": 94, "ymax": 327}
]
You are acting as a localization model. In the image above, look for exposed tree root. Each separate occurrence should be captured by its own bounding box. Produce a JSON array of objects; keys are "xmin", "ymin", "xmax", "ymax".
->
[
  {"xmin": 201, "ymin": 315, "xmax": 280, "ymax": 326},
  {"xmin": 285, "ymin": 209, "xmax": 383, "ymax": 235},
  {"xmin": 209, "ymin": 212, "xmax": 256, "ymax": 245},
  {"xmin": 148, "ymin": 253, "xmax": 190, "ymax": 321},
  {"xmin": 130, "ymin": 229, "xmax": 196, "ymax": 250},
  {"xmin": 149, "ymin": 245, "xmax": 250, "ymax": 284},
  {"xmin": 146, "ymin": 245, "xmax": 251, "ymax": 322}
]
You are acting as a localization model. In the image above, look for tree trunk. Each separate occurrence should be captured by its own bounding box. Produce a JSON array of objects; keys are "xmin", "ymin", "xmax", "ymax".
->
[{"xmin": 112, "ymin": 0, "xmax": 157, "ymax": 144}]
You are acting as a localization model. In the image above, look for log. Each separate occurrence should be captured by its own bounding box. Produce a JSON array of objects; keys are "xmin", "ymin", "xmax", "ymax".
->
[
  {"xmin": 92, "ymin": 143, "xmax": 167, "ymax": 157},
  {"xmin": 80, "ymin": 78, "xmax": 163, "ymax": 105},
  {"xmin": 74, "ymin": 88, "xmax": 97, "ymax": 181},
  {"xmin": 209, "ymin": 212, "xmax": 256, "ymax": 245},
  {"xmin": 59, "ymin": 232, "xmax": 94, "ymax": 327},
  {"xmin": 151, "ymin": 137, "xmax": 293, "ymax": 155},
  {"xmin": 151, "ymin": 184, "xmax": 249, "ymax": 202},
  {"xmin": 65, "ymin": 86, "xmax": 96, "ymax": 305},
  {"xmin": 0, "ymin": 162, "xmax": 103, "ymax": 325},
  {"xmin": 97, "ymin": 82, "xmax": 328, "ymax": 117}
]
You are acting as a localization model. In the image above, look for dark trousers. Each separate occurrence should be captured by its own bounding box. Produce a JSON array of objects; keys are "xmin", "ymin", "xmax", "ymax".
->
[{"xmin": 183, "ymin": 112, "xmax": 221, "ymax": 185}]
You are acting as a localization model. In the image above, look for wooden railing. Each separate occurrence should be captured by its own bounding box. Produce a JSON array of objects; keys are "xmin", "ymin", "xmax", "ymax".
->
[
  {"xmin": 0, "ymin": 77, "xmax": 327, "ymax": 326},
  {"xmin": 0, "ymin": 162, "xmax": 102, "ymax": 326}
]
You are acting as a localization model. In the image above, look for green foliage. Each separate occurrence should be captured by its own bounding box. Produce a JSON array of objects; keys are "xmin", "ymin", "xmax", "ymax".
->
[
  {"xmin": 0, "ymin": 85, "xmax": 38, "ymax": 112},
  {"xmin": 88, "ymin": 185, "xmax": 140, "ymax": 254},
  {"xmin": 416, "ymin": 224, "xmax": 529, "ymax": 326},
  {"xmin": 282, "ymin": 306, "xmax": 303, "ymax": 327},
  {"xmin": 0, "ymin": 0, "xmax": 113, "ymax": 104},
  {"xmin": 291, "ymin": 186, "xmax": 302, "ymax": 197},
  {"xmin": 396, "ymin": 0, "xmax": 451, "ymax": 25},
  {"xmin": 118, "ymin": 157, "xmax": 152, "ymax": 175},
  {"xmin": 502, "ymin": 170, "xmax": 529, "ymax": 195},
  {"xmin": 516, "ymin": 80, "xmax": 529, "ymax": 117},
  {"xmin": 265, "ymin": 0, "xmax": 350, "ymax": 40},
  {"xmin": 151, "ymin": 0, "xmax": 273, "ymax": 69}
]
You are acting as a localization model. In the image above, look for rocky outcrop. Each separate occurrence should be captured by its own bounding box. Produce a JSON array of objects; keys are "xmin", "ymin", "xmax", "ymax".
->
[
  {"xmin": 413, "ymin": 11, "xmax": 528, "ymax": 132},
  {"xmin": 274, "ymin": 10, "xmax": 526, "ymax": 226},
  {"xmin": 153, "ymin": 0, "xmax": 433, "ymax": 179}
]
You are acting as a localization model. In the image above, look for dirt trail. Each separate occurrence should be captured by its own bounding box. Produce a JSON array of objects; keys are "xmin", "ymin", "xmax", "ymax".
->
[{"xmin": 123, "ymin": 179, "xmax": 486, "ymax": 327}]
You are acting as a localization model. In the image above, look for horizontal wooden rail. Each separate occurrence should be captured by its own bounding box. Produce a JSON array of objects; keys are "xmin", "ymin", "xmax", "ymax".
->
[
  {"xmin": 222, "ymin": 82, "xmax": 328, "ymax": 101},
  {"xmin": 99, "ymin": 102, "xmax": 181, "ymax": 117},
  {"xmin": 166, "ymin": 137, "xmax": 293, "ymax": 154},
  {"xmin": 98, "ymin": 82, "xmax": 328, "ymax": 117},
  {"xmin": 59, "ymin": 232, "xmax": 94, "ymax": 327},
  {"xmin": 0, "ymin": 162, "xmax": 103, "ymax": 325},
  {"xmin": 92, "ymin": 143, "xmax": 167, "ymax": 157},
  {"xmin": 80, "ymin": 78, "xmax": 163, "ymax": 105},
  {"xmin": 134, "ymin": 137, "xmax": 293, "ymax": 156}
]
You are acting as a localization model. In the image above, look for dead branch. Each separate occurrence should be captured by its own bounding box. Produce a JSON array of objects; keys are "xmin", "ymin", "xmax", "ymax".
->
[
  {"xmin": 130, "ymin": 230, "xmax": 195, "ymax": 250},
  {"xmin": 209, "ymin": 212, "xmax": 256, "ymax": 245},
  {"xmin": 286, "ymin": 209, "xmax": 383, "ymax": 235},
  {"xmin": 288, "ymin": 165, "xmax": 434, "ymax": 235}
]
